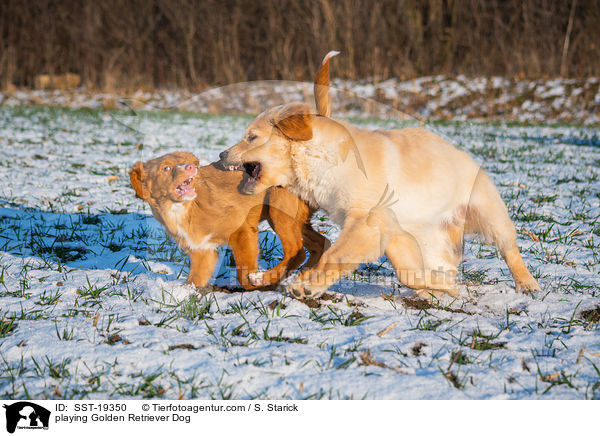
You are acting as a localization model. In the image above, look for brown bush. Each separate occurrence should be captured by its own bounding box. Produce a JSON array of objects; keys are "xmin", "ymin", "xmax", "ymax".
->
[
  {"xmin": 34, "ymin": 73, "xmax": 81, "ymax": 90},
  {"xmin": 1, "ymin": 0, "xmax": 598, "ymax": 91}
]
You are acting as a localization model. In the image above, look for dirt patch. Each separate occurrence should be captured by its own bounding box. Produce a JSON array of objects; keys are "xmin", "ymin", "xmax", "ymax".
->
[
  {"xmin": 443, "ymin": 371, "xmax": 463, "ymax": 389},
  {"xmin": 300, "ymin": 298, "xmax": 321, "ymax": 309},
  {"xmin": 411, "ymin": 342, "xmax": 427, "ymax": 356},
  {"xmin": 400, "ymin": 296, "xmax": 472, "ymax": 315},
  {"xmin": 401, "ymin": 296, "xmax": 435, "ymax": 310},
  {"xmin": 298, "ymin": 293, "xmax": 346, "ymax": 309},
  {"xmin": 348, "ymin": 311, "xmax": 365, "ymax": 322},
  {"xmin": 581, "ymin": 306, "xmax": 600, "ymax": 323},
  {"xmin": 469, "ymin": 338, "xmax": 505, "ymax": 351},
  {"xmin": 317, "ymin": 292, "xmax": 366, "ymax": 307},
  {"xmin": 320, "ymin": 293, "xmax": 338, "ymax": 302},
  {"xmin": 359, "ymin": 350, "xmax": 387, "ymax": 368},
  {"xmin": 359, "ymin": 350, "xmax": 407, "ymax": 374},
  {"xmin": 105, "ymin": 334, "xmax": 122, "ymax": 345},
  {"xmin": 0, "ymin": 318, "xmax": 17, "ymax": 337},
  {"xmin": 196, "ymin": 284, "xmax": 236, "ymax": 294},
  {"xmin": 267, "ymin": 300, "xmax": 287, "ymax": 311},
  {"xmin": 346, "ymin": 299, "xmax": 366, "ymax": 308},
  {"xmin": 167, "ymin": 343, "xmax": 197, "ymax": 351}
]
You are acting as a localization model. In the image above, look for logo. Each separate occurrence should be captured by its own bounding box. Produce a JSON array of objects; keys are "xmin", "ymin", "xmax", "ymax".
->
[{"xmin": 2, "ymin": 402, "xmax": 50, "ymax": 434}]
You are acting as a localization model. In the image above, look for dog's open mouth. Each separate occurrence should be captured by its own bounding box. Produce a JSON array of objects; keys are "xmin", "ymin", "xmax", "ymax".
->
[
  {"xmin": 243, "ymin": 162, "xmax": 262, "ymax": 182},
  {"xmin": 174, "ymin": 176, "xmax": 196, "ymax": 199}
]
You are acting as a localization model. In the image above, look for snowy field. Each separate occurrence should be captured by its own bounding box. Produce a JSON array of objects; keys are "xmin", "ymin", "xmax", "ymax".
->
[{"xmin": 0, "ymin": 105, "xmax": 599, "ymax": 399}]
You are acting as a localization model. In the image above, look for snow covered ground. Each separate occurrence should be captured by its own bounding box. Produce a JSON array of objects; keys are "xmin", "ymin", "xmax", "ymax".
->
[
  {"xmin": 1, "ymin": 75, "xmax": 599, "ymax": 125},
  {"xmin": 0, "ymin": 105, "xmax": 599, "ymax": 399}
]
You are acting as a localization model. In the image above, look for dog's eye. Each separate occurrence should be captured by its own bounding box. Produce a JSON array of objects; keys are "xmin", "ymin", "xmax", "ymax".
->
[
  {"xmin": 163, "ymin": 166, "xmax": 171, "ymax": 172},
  {"xmin": 247, "ymin": 134, "xmax": 257, "ymax": 142}
]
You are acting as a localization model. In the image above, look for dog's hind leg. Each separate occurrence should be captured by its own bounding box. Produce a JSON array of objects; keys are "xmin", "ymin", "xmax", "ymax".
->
[
  {"xmin": 385, "ymin": 230, "xmax": 459, "ymax": 298},
  {"xmin": 465, "ymin": 170, "xmax": 540, "ymax": 293},
  {"xmin": 300, "ymin": 220, "xmax": 330, "ymax": 269}
]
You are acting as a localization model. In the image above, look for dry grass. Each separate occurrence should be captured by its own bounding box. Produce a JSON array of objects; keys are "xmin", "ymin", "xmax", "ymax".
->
[{"xmin": 1, "ymin": 0, "xmax": 599, "ymax": 91}]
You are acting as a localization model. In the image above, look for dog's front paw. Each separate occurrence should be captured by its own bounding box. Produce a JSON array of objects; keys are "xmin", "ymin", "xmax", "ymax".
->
[
  {"xmin": 415, "ymin": 288, "xmax": 456, "ymax": 300},
  {"xmin": 286, "ymin": 279, "xmax": 323, "ymax": 300},
  {"xmin": 248, "ymin": 271, "xmax": 266, "ymax": 287},
  {"xmin": 516, "ymin": 278, "xmax": 541, "ymax": 294}
]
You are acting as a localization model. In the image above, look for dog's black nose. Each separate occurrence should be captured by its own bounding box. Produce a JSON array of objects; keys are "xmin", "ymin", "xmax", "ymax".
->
[{"xmin": 219, "ymin": 150, "xmax": 228, "ymax": 161}]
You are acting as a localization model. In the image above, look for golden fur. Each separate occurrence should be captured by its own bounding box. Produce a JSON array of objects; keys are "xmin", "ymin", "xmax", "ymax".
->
[
  {"xmin": 130, "ymin": 152, "xmax": 328, "ymax": 290},
  {"xmin": 218, "ymin": 53, "xmax": 541, "ymax": 299}
]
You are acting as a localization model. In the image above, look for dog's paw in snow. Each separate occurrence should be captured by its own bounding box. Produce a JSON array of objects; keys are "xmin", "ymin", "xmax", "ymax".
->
[
  {"xmin": 415, "ymin": 284, "xmax": 459, "ymax": 300},
  {"xmin": 248, "ymin": 271, "xmax": 266, "ymax": 287},
  {"xmin": 286, "ymin": 279, "xmax": 324, "ymax": 300},
  {"xmin": 516, "ymin": 278, "xmax": 541, "ymax": 295}
]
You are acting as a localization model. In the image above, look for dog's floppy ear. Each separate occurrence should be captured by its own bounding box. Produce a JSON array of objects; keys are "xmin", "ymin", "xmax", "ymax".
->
[
  {"xmin": 129, "ymin": 162, "xmax": 149, "ymax": 200},
  {"xmin": 314, "ymin": 50, "xmax": 339, "ymax": 117},
  {"xmin": 274, "ymin": 103, "xmax": 314, "ymax": 141}
]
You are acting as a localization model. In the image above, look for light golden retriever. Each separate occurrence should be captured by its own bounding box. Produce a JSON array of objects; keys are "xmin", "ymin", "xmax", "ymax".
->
[{"xmin": 219, "ymin": 52, "xmax": 540, "ymax": 299}]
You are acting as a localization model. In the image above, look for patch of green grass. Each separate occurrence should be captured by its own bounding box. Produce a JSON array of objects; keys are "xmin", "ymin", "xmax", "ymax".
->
[
  {"xmin": 459, "ymin": 328, "xmax": 506, "ymax": 351},
  {"xmin": 531, "ymin": 194, "xmax": 558, "ymax": 205},
  {"xmin": 113, "ymin": 369, "xmax": 167, "ymax": 398},
  {"xmin": 0, "ymin": 317, "xmax": 17, "ymax": 337},
  {"xmin": 309, "ymin": 307, "xmax": 373, "ymax": 327},
  {"xmin": 415, "ymin": 318, "xmax": 443, "ymax": 331},
  {"xmin": 179, "ymin": 294, "xmax": 213, "ymax": 321},
  {"xmin": 33, "ymin": 244, "xmax": 89, "ymax": 262}
]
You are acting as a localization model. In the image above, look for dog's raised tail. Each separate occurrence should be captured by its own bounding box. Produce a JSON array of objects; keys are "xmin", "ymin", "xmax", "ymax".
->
[{"xmin": 314, "ymin": 50, "xmax": 339, "ymax": 117}]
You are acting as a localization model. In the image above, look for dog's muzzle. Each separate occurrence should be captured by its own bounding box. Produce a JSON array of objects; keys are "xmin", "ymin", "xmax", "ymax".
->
[{"xmin": 217, "ymin": 150, "xmax": 242, "ymax": 171}]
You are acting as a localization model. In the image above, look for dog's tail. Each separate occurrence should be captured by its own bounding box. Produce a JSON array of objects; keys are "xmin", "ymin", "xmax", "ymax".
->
[{"xmin": 314, "ymin": 50, "xmax": 339, "ymax": 117}]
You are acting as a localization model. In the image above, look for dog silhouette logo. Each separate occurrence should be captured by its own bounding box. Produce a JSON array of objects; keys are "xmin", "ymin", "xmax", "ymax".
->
[{"xmin": 3, "ymin": 402, "xmax": 50, "ymax": 433}]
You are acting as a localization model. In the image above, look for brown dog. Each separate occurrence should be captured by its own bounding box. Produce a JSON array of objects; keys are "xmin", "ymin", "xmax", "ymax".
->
[
  {"xmin": 219, "ymin": 52, "xmax": 540, "ymax": 299},
  {"xmin": 130, "ymin": 152, "xmax": 328, "ymax": 290}
]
